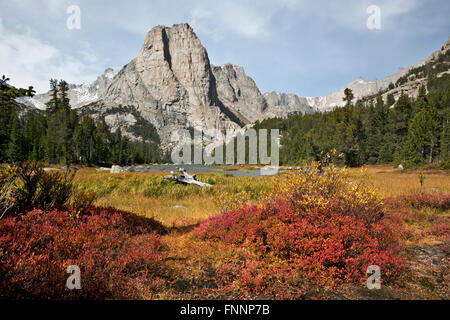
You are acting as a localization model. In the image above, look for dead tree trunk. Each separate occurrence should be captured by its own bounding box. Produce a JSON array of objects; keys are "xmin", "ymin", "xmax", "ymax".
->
[{"xmin": 163, "ymin": 168, "xmax": 212, "ymax": 187}]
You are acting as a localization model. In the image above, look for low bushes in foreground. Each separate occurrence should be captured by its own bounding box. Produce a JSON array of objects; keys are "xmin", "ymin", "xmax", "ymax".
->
[
  {"xmin": 384, "ymin": 192, "xmax": 450, "ymax": 211},
  {"xmin": 195, "ymin": 200, "xmax": 405, "ymax": 298},
  {"xmin": 382, "ymin": 192, "xmax": 450, "ymax": 243},
  {"xmin": 0, "ymin": 162, "xmax": 96, "ymax": 219},
  {"xmin": 194, "ymin": 157, "xmax": 406, "ymax": 298},
  {"xmin": 0, "ymin": 207, "xmax": 168, "ymax": 299}
]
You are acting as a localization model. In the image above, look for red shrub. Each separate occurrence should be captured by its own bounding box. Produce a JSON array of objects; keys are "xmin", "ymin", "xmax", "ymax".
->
[
  {"xmin": 384, "ymin": 192, "xmax": 450, "ymax": 211},
  {"xmin": 195, "ymin": 198, "xmax": 405, "ymax": 296},
  {"xmin": 410, "ymin": 193, "xmax": 450, "ymax": 210},
  {"xmin": 0, "ymin": 207, "xmax": 168, "ymax": 299},
  {"xmin": 427, "ymin": 223, "xmax": 450, "ymax": 238}
]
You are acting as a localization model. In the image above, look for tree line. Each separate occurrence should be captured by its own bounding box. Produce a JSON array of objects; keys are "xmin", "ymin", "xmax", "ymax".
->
[
  {"xmin": 0, "ymin": 78, "xmax": 163, "ymax": 165},
  {"xmin": 255, "ymin": 74, "xmax": 449, "ymax": 168},
  {"xmin": 2, "ymin": 73, "xmax": 448, "ymax": 168}
]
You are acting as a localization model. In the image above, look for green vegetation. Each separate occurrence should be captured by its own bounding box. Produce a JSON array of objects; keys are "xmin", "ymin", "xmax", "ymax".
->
[
  {"xmin": 0, "ymin": 78, "xmax": 163, "ymax": 165},
  {"xmin": 255, "ymin": 74, "xmax": 450, "ymax": 168},
  {"xmin": 0, "ymin": 162, "xmax": 96, "ymax": 219},
  {"xmin": 2, "ymin": 161, "xmax": 448, "ymax": 299}
]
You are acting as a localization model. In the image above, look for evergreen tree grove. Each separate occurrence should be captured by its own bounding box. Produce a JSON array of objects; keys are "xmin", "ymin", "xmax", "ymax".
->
[
  {"xmin": 0, "ymin": 78, "xmax": 163, "ymax": 165},
  {"xmin": 257, "ymin": 76, "xmax": 449, "ymax": 168}
]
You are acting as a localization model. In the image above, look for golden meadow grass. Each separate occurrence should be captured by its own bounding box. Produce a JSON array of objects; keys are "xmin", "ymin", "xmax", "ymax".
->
[
  {"xmin": 74, "ymin": 165, "xmax": 449, "ymax": 227},
  {"xmin": 348, "ymin": 166, "xmax": 450, "ymax": 197},
  {"xmin": 74, "ymin": 169, "xmax": 274, "ymax": 226},
  {"xmin": 3, "ymin": 163, "xmax": 448, "ymax": 299}
]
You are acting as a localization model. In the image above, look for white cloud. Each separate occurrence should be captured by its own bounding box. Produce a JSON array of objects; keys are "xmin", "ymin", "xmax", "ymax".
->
[
  {"xmin": 273, "ymin": 0, "xmax": 421, "ymax": 32},
  {"xmin": 0, "ymin": 19, "xmax": 99, "ymax": 93},
  {"xmin": 0, "ymin": 20, "xmax": 58, "ymax": 92},
  {"xmin": 13, "ymin": 0, "xmax": 69, "ymax": 15},
  {"xmin": 382, "ymin": 0, "xmax": 420, "ymax": 17},
  {"xmin": 43, "ymin": 0, "xmax": 69, "ymax": 15},
  {"xmin": 185, "ymin": 0, "xmax": 421, "ymax": 41},
  {"xmin": 79, "ymin": 49, "xmax": 98, "ymax": 63},
  {"xmin": 189, "ymin": 1, "xmax": 273, "ymax": 40},
  {"xmin": 86, "ymin": 0, "xmax": 275, "ymax": 41},
  {"xmin": 92, "ymin": 0, "xmax": 274, "ymax": 40}
]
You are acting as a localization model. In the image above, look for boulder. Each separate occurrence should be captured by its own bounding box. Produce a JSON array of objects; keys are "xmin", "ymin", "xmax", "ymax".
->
[{"xmin": 111, "ymin": 165, "xmax": 124, "ymax": 173}]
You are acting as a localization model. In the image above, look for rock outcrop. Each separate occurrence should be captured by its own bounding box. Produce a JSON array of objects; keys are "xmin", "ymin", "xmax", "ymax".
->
[
  {"xmin": 263, "ymin": 92, "xmax": 316, "ymax": 118},
  {"xmin": 20, "ymin": 24, "xmax": 450, "ymax": 149},
  {"xmin": 89, "ymin": 24, "xmax": 243, "ymax": 147},
  {"xmin": 212, "ymin": 63, "xmax": 268, "ymax": 124}
]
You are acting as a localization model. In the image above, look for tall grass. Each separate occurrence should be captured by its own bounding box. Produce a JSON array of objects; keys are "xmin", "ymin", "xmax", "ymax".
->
[
  {"xmin": 74, "ymin": 169, "xmax": 274, "ymax": 226},
  {"xmin": 73, "ymin": 166, "xmax": 449, "ymax": 226},
  {"xmin": 347, "ymin": 166, "xmax": 450, "ymax": 198}
]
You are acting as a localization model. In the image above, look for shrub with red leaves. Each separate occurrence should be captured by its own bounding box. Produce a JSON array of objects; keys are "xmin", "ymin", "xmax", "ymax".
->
[
  {"xmin": 0, "ymin": 207, "xmax": 168, "ymax": 299},
  {"xmin": 384, "ymin": 192, "xmax": 450, "ymax": 211},
  {"xmin": 195, "ymin": 198, "xmax": 405, "ymax": 296}
]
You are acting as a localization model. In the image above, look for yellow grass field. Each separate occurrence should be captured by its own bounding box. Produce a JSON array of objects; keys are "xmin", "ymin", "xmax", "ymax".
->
[
  {"xmin": 74, "ymin": 165, "xmax": 449, "ymax": 226},
  {"xmin": 71, "ymin": 164, "xmax": 449, "ymax": 299},
  {"xmin": 348, "ymin": 166, "xmax": 450, "ymax": 198}
]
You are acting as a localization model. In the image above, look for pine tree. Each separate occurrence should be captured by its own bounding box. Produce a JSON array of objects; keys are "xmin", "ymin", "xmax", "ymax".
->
[
  {"xmin": 46, "ymin": 79, "xmax": 59, "ymax": 114},
  {"xmin": 26, "ymin": 86, "xmax": 36, "ymax": 97},
  {"xmin": 406, "ymin": 106, "xmax": 440, "ymax": 165},
  {"xmin": 1, "ymin": 75, "xmax": 10, "ymax": 83},
  {"xmin": 364, "ymin": 96, "xmax": 390, "ymax": 163},
  {"xmin": 386, "ymin": 93, "xmax": 396, "ymax": 107},
  {"xmin": 58, "ymin": 80, "xmax": 70, "ymax": 111},
  {"xmin": 414, "ymin": 85, "xmax": 428, "ymax": 113},
  {"xmin": 440, "ymin": 111, "xmax": 450, "ymax": 168},
  {"xmin": 389, "ymin": 94, "xmax": 414, "ymax": 164},
  {"xmin": 7, "ymin": 111, "xmax": 24, "ymax": 161},
  {"xmin": 45, "ymin": 114, "xmax": 59, "ymax": 163},
  {"xmin": 343, "ymin": 88, "xmax": 354, "ymax": 107}
]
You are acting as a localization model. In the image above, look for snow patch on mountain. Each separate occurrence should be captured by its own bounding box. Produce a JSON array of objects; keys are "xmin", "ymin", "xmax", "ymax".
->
[
  {"xmin": 18, "ymin": 68, "xmax": 118, "ymax": 111},
  {"xmin": 15, "ymin": 96, "xmax": 46, "ymax": 110}
]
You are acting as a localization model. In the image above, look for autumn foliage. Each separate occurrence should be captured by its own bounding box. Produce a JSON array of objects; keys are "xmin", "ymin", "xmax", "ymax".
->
[
  {"xmin": 0, "ymin": 207, "xmax": 168, "ymax": 299},
  {"xmin": 195, "ymin": 158, "xmax": 406, "ymax": 297},
  {"xmin": 2, "ymin": 157, "xmax": 445, "ymax": 299},
  {"xmin": 384, "ymin": 192, "xmax": 450, "ymax": 211}
]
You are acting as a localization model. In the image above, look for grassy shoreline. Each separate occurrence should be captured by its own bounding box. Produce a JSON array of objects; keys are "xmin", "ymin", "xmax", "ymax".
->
[
  {"xmin": 2, "ymin": 163, "xmax": 448, "ymax": 299},
  {"xmin": 73, "ymin": 165, "xmax": 449, "ymax": 226},
  {"xmin": 78, "ymin": 165, "xmax": 449, "ymax": 299}
]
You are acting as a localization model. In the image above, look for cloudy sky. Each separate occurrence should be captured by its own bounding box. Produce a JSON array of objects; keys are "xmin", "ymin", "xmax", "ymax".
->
[{"xmin": 1, "ymin": 0, "xmax": 449, "ymax": 96}]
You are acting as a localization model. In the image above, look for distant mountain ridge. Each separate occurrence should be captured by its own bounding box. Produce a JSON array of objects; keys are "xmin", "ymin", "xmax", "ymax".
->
[
  {"xmin": 17, "ymin": 68, "xmax": 118, "ymax": 110},
  {"xmin": 306, "ymin": 35, "xmax": 450, "ymax": 111},
  {"xmin": 263, "ymin": 92, "xmax": 315, "ymax": 118},
  {"xmin": 20, "ymin": 23, "xmax": 315, "ymax": 148},
  {"xmin": 17, "ymin": 24, "xmax": 450, "ymax": 148}
]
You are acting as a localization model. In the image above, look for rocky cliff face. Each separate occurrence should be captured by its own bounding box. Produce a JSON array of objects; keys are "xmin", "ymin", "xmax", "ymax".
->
[
  {"xmin": 71, "ymin": 23, "xmax": 311, "ymax": 147},
  {"xmin": 90, "ymin": 24, "xmax": 292, "ymax": 147},
  {"xmin": 263, "ymin": 92, "xmax": 315, "ymax": 118},
  {"xmin": 96, "ymin": 23, "xmax": 241, "ymax": 146},
  {"xmin": 212, "ymin": 63, "xmax": 268, "ymax": 124},
  {"xmin": 20, "ymin": 24, "xmax": 450, "ymax": 149}
]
